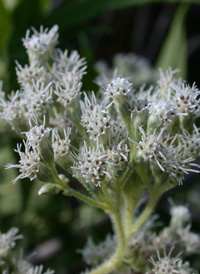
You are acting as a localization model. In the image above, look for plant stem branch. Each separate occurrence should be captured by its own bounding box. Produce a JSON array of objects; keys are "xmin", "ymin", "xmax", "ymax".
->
[
  {"xmin": 63, "ymin": 186, "xmax": 108, "ymax": 211},
  {"xmin": 87, "ymin": 210, "xmax": 126, "ymax": 274}
]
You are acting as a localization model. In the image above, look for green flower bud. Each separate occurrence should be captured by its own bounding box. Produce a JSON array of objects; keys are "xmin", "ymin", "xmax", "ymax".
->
[{"xmin": 38, "ymin": 183, "xmax": 63, "ymax": 195}]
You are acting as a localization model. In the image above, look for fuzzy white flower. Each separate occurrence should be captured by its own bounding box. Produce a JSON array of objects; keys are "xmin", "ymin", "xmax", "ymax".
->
[
  {"xmin": 109, "ymin": 120, "xmax": 128, "ymax": 144},
  {"xmin": 52, "ymin": 128, "xmax": 71, "ymax": 160},
  {"xmin": 170, "ymin": 81, "xmax": 200, "ymax": 116},
  {"xmin": 80, "ymin": 92, "xmax": 111, "ymax": 140},
  {"xmin": 150, "ymin": 248, "xmax": 191, "ymax": 274},
  {"xmin": 16, "ymin": 62, "xmax": 45, "ymax": 87},
  {"xmin": 72, "ymin": 142, "xmax": 111, "ymax": 185},
  {"xmin": 163, "ymin": 146, "xmax": 200, "ymax": 185},
  {"xmin": 6, "ymin": 140, "xmax": 40, "ymax": 183},
  {"xmin": 53, "ymin": 49, "xmax": 87, "ymax": 80},
  {"xmin": 179, "ymin": 124, "xmax": 200, "ymax": 157},
  {"xmin": 23, "ymin": 80, "xmax": 53, "ymax": 114},
  {"xmin": 157, "ymin": 67, "xmax": 179, "ymax": 92},
  {"xmin": 149, "ymin": 100, "xmax": 176, "ymax": 123},
  {"xmin": 170, "ymin": 205, "xmax": 191, "ymax": 229},
  {"xmin": 22, "ymin": 25, "xmax": 59, "ymax": 66},
  {"xmin": 79, "ymin": 235, "xmax": 116, "ymax": 266},
  {"xmin": 128, "ymin": 86, "xmax": 151, "ymax": 114},
  {"xmin": 27, "ymin": 265, "xmax": 54, "ymax": 274},
  {"xmin": 0, "ymin": 91, "xmax": 24, "ymax": 121},
  {"xmin": 23, "ymin": 117, "xmax": 51, "ymax": 148},
  {"xmin": 0, "ymin": 228, "xmax": 23, "ymax": 257},
  {"xmin": 15, "ymin": 258, "xmax": 33, "ymax": 274},
  {"xmin": 179, "ymin": 226, "xmax": 200, "ymax": 255},
  {"xmin": 55, "ymin": 73, "xmax": 82, "ymax": 106},
  {"xmin": 106, "ymin": 140, "xmax": 129, "ymax": 171},
  {"xmin": 136, "ymin": 127, "xmax": 166, "ymax": 171},
  {"xmin": 105, "ymin": 77, "xmax": 132, "ymax": 98}
]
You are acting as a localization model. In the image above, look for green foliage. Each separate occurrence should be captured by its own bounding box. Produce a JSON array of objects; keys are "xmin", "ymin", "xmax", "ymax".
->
[{"xmin": 156, "ymin": 5, "xmax": 189, "ymax": 78}]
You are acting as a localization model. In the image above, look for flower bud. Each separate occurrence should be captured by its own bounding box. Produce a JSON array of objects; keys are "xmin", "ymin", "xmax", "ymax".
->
[{"xmin": 38, "ymin": 183, "xmax": 63, "ymax": 195}]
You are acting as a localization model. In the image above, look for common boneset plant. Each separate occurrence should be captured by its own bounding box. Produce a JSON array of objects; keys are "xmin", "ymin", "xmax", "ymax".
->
[{"xmin": 0, "ymin": 25, "xmax": 200, "ymax": 274}]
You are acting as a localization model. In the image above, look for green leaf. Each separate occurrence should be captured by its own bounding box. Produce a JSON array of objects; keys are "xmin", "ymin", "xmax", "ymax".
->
[{"xmin": 156, "ymin": 5, "xmax": 189, "ymax": 78}]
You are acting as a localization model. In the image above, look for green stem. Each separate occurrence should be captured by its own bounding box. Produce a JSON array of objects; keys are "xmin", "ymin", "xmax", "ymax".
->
[
  {"xmin": 87, "ymin": 210, "xmax": 126, "ymax": 274},
  {"xmin": 118, "ymin": 165, "xmax": 133, "ymax": 188},
  {"xmin": 63, "ymin": 186, "xmax": 108, "ymax": 211},
  {"xmin": 131, "ymin": 195, "xmax": 158, "ymax": 235}
]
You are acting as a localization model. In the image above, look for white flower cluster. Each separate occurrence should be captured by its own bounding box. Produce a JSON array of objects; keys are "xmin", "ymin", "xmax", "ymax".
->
[
  {"xmin": 6, "ymin": 141, "xmax": 40, "ymax": 184},
  {"xmin": 79, "ymin": 235, "xmax": 116, "ymax": 266},
  {"xmin": 95, "ymin": 53, "xmax": 157, "ymax": 88},
  {"xmin": 150, "ymin": 249, "xmax": 193, "ymax": 274},
  {"xmin": 128, "ymin": 203, "xmax": 200, "ymax": 267},
  {"xmin": 80, "ymin": 92, "xmax": 111, "ymax": 140},
  {"xmin": 2, "ymin": 25, "xmax": 200, "ymax": 191},
  {"xmin": 0, "ymin": 228, "xmax": 54, "ymax": 274},
  {"xmin": 0, "ymin": 228, "xmax": 22, "ymax": 259},
  {"xmin": 106, "ymin": 77, "xmax": 132, "ymax": 98},
  {"xmin": 22, "ymin": 25, "xmax": 59, "ymax": 66},
  {"xmin": 72, "ymin": 143, "xmax": 112, "ymax": 185}
]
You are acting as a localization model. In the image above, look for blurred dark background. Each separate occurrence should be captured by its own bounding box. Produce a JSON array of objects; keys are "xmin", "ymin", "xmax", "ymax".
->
[{"xmin": 0, "ymin": 0, "xmax": 200, "ymax": 273}]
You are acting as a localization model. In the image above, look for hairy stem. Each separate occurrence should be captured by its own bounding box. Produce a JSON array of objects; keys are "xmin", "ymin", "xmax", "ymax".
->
[
  {"xmin": 131, "ymin": 195, "xmax": 158, "ymax": 235},
  {"xmin": 63, "ymin": 186, "xmax": 108, "ymax": 211},
  {"xmin": 87, "ymin": 210, "xmax": 126, "ymax": 274}
]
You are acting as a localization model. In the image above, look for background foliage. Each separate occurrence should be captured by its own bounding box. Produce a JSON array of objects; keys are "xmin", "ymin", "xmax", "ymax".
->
[{"xmin": 0, "ymin": 0, "xmax": 200, "ymax": 273}]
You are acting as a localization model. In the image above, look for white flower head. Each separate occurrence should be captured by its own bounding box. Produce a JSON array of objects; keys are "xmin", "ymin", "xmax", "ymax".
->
[
  {"xmin": 6, "ymin": 140, "xmax": 40, "ymax": 183},
  {"xmin": 106, "ymin": 140, "xmax": 129, "ymax": 171},
  {"xmin": 149, "ymin": 100, "xmax": 176, "ymax": 123},
  {"xmin": 105, "ymin": 77, "xmax": 132, "ymax": 98},
  {"xmin": 23, "ymin": 116, "xmax": 51, "ymax": 148},
  {"xmin": 170, "ymin": 205, "xmax": 191, "ymax": 229},
  {"xmin": 23, "ymin": 80, "xmax": 53, "ymax": 114},
  {"xmin": 157, "ymin": 67, "xmax": 179, "ymax": 91},
  {"xmin": 16, "ymin": 62, "xmax": 44, "ymax": 87},
  {"xmin": 27, "ymin": 266, "xmax": 54, "ymax": 274},
  {"xmin": 128, "ymin": 86, "xmax": 151, "ymax": 114},
  {"xmin": 52, "ymin": 128, "xmax": 71, "ymax": 160},
  {"xmin": 15, "ymin": 258, "xmax": 33, "ymax": 274},
  {"xmin": 163, "ymin": 146, "xmax": 200, "ymax": 185},
  {"xmin": 72, "ymin": 142, "xmax": 111, "ymax": 185},
  {"xmin": 109, "ymin": 120, "xmax": 128, "ymax": 144},
  {"xmin": 22, "ymin": 25, "xmax": 59, "ymax": 66},
  {"xmin": 137, "ymin": 127, "xmax": 166, "ymax": 171},
  {"xmin": 179, "ymin": 226, "xmax": 200, "ymax": 255},
  {"xmin": 0, "ymin": 91, "xmax": 24, "ymax": 121},
  {"xmin": 0, "ymin": 228, "xmax": 23, "ymax": 257},
  {"xmin": 179, "ymin": 124, "xmax": 200, "ymax": 157},
  {"xmin": 170, "ymin": 81, "xmax": 200, "ymax": 116},
  {"xmin": 53, "ymin": 49, "xmax": 87, "ymax": 80},
  {"xmin": 150, "ymin": 248, "xmax": 191, "ymax": 274},
  {"xmin": 79, "ymin": 235, "xmax": 116, "ymax": 266},
  {"xmin": 80, "ymin": 92, "xmax": 111, "ymax": 140},
  {"xmin": 54, "ymin": 73, "xmax": 82, "ymax": 106}
]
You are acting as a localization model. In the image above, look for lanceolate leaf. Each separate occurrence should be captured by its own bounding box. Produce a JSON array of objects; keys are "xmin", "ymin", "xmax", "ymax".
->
[{"xmin": 156, "ymin": 5, "xmax": 189, "ymax": 78}]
